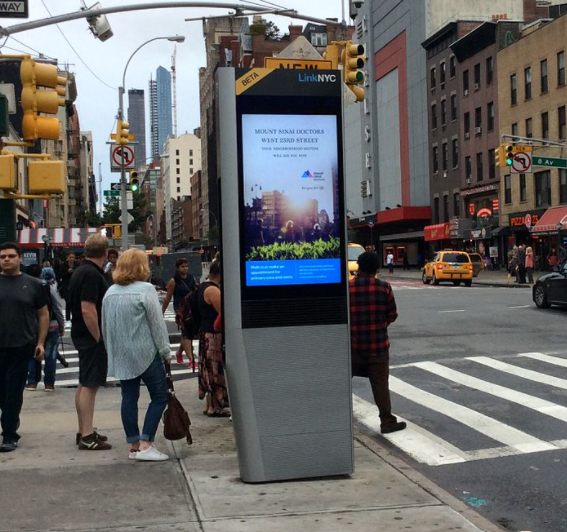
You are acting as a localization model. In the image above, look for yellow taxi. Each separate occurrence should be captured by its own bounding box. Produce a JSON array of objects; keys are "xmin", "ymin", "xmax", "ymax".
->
[
  {"xmin": 422, "ymin": 250, "xmax": 473, "ymax": 286},
  {"xmin": 348, "ymin": 243, "xmax": 366, "ymax": 280}
]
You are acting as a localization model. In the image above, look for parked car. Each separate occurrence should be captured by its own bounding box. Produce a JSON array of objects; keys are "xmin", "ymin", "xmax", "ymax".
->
[
  {"xmin": 422, "ymin": 250, "xmax": 473, "ymax": 286},
  {"xmin": 468, "ymin": 253, "xmax": 485, "ymax": 277},
  {"xmin": 533, "ymin": 261, "xmax": 567, "ymax": 308}
]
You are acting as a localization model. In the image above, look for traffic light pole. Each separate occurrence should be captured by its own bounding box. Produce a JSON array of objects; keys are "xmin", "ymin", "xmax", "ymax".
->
[{"xmin": 118, "ymin": 85, "xmax": 129, "ymax": 250}]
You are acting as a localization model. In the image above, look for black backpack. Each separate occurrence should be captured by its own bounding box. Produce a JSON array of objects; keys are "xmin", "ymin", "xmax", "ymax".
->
[{"xmin": 178, "ymin": 286, "xmax": 201, "ymax": 339}]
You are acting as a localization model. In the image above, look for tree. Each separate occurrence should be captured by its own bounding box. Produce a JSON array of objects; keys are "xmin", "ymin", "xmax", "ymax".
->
[
  {"xmin": 249, "ymin": 18, "xmax": 281, "ymax": 40},
  {"xmin": 102, "ymin": 193, "xmax": 152, "ymax": 233},
  {"xmin": 207, "ymin": 226, "xmax": 220, "ymax": 243},
  {"xmin": 84, "ymin": 210, "xmax": 103, "ymax": 228}
]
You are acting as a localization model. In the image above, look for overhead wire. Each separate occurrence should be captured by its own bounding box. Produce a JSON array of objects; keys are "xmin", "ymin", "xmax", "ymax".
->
[{"xmin": 40, "ymin": 0, "xmax": 116, "ymax": 91}]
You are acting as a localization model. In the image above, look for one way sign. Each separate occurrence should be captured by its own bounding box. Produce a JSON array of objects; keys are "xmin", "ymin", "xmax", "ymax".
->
[{"xmin": 0, "ymin": 1, "xmax": 28, "ymax": 18}]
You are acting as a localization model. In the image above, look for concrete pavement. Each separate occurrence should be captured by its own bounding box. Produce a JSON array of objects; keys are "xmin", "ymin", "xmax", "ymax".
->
[{"xmin": 0, "ymin": 378, "xmax": 506, "ymax": 532}]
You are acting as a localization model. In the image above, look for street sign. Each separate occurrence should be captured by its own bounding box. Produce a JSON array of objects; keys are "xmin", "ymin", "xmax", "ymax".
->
[
  {"xmin": 511, "ymin": 151, "xmax": 532, "ymax": 174},
  {"xmin": 119, "ymin": 191, "xmax": 133, "ymax": 210},
  {"xmin": 110, "ymin": 145, "xmax": 135, "ymax": 171},
  {"xmin": 119, "ymin": 212, "xmax": 134, "ymax": 225},
  {"xmin": 110, "ymin": 182, "xmax": 122, "ymax": 191},
  {"xmin": 533, "ymin": 156, "xmax": 567, "ymax": 169},
  {"xmin": 0, "ymin": 1, "xmax": 28, "ymax": 18},
  {"xmin": 264, "ymin": 57, "xmax": 333, "ymax": 69},
  {"xmin": 103, "ymin": 190, "xmax": 120, "ymax": 197}
]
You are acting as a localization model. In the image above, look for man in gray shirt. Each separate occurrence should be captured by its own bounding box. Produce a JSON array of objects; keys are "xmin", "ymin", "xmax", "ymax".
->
[{"xmin": 0, "ymin": 242, "xmax": 49, "ymax": 452}]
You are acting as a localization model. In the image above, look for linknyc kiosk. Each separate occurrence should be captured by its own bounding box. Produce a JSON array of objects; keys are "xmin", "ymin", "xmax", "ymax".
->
[{"xmin": 218, "ymin": 67, "xmax": 353, "ymax": 483}]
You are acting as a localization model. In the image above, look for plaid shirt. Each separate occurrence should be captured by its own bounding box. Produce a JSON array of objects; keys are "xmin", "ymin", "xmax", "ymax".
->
[{"xmin": 349, "ymin": 273, "xmax": 398, "ymax": 360}]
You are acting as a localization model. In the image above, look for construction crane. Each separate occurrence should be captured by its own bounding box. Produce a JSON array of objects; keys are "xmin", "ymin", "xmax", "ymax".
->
[{"xmin": 171, "ymin": 44, "xmax": 178, "ymax": 137}]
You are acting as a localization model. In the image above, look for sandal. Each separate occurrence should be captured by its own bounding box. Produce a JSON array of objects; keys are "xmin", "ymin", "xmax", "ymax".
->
[{"xmin": 207, "ymin": 410, "xmax": 231, "ymax": 418}]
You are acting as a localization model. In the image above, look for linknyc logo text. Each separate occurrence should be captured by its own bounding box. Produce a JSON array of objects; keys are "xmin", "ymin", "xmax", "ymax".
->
[{"xmin": 298, "ymin": 73, "xmax": 337, "ymax": 83}]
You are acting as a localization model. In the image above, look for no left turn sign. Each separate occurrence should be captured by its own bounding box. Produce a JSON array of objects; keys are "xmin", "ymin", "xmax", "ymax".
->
[
  {"xmin": 110, "ymin": 145, "xmax": 136, "ymax": 171},
  {"xmin": 511, "ymin": 151, "xmax": 532, "ymax": 173}
]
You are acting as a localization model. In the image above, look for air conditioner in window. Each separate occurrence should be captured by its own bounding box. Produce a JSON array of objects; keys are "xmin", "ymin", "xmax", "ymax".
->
[
  {"xmin": 464, "ymin": 89, "xmax": 469, "ymax": 96},
  {"xmin": 475, "ymin": 126, "xmax": 482, "ymax": 135},
  {"xmin": 443, "ymin": 171, "xmax": 448, "ymax": 178},
  {"xmin": 465, "ymin": 177, "xmax": 472, "ymax": 185},
  {"xmin": 465, "ymin": 132, "xmax": 471, "ymax": 139},
  {"xmin": 474, "ymin": 83, "xmax": 480, "ymax": 90}
]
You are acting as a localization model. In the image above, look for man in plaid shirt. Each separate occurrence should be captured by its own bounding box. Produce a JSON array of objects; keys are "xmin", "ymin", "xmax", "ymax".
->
[{"xmin": 349, "ymin": 252, "xmax": 406, "ymax": 434}]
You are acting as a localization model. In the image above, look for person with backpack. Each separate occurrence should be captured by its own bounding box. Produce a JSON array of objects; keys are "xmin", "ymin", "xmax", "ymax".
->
[
  {"xmin": 25, "ymin": 265, "xmax": 65, "ymax": 392},
  {"xmin": 197, "ymin": 260, "xmax": 229, "ymax": 417},
  {"xmin": 161, "ymin": 258, "xmax": 198, "ymax": 370}
]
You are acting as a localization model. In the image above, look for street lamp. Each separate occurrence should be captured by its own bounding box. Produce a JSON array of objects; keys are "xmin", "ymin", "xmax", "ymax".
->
[
  {"xmin": 201, "ymin": 208, "xmax": 218, "ymax": 227},
  {"xmin": 118, "ymin": 35, "xmax": 185, "ymax": 250}
]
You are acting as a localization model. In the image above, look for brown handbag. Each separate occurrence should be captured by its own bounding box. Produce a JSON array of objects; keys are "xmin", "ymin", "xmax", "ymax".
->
[{"xmin": 163, "ymin": 362, "xmax": 193, "ymax": 445}]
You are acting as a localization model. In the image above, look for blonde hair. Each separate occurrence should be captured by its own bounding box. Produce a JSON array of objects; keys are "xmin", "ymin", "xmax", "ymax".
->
[
  {"xmin": 85, "ymin": 233, "xmax": 109, "ymax": 258},
  {"xmin": 112, "ymin": 249, "xmax": 150, "ymax": 286}
]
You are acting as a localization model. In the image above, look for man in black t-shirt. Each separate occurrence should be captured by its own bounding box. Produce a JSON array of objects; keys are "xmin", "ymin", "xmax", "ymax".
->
[
  {"xmin": 69, "ymin": 233, "xmax": 111, "ymax": 451},
  {"xmin": 0, "ymin": 243, "xmax": 49, "ymax": 453}
]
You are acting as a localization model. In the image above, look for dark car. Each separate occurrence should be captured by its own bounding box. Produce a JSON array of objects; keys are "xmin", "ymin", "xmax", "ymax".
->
[{"xmin": 533, "ymin": 261, "xmax": 567, "ymax": 308}]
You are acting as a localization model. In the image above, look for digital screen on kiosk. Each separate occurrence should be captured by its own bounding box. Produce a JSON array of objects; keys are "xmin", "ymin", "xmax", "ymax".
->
[{"xmin": 242, "ymin": 113, "xmax": 341, "ymax": 287}]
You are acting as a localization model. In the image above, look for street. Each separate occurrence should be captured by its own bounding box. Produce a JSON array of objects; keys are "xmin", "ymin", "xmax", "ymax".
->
[{"xmin": 353, "ymin": 280, "xmax": 567, "ymax": 532}]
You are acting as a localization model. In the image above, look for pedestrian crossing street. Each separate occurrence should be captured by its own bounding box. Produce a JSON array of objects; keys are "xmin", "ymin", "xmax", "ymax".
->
[
  {"xmin": 353, "ymin": 351, "xmax": 567, "ymax": 466},
  {"xmin": 63, "ymin": 309, "xmax": 178, "ymax": 333}
]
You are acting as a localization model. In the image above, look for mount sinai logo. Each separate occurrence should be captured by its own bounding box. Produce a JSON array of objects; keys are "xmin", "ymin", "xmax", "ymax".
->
[{"xmin": 301, "ymin": 170, "xmax": 314, "ymax": 178}]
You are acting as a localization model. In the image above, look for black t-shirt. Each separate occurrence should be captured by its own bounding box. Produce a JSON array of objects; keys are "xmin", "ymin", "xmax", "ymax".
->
[
  {"xmin": 69, "ymin": 260, "xmax": 108, "ymax": 346},
  {"xmin": 0, "ymin": 273, "xmax": 48, "ymax": 348}
]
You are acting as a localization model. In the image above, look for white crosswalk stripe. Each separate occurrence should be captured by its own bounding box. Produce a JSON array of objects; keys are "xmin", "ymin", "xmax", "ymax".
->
[{"xmin": 354, "ymin": 352, "xmax": 567, "ymax": 466}]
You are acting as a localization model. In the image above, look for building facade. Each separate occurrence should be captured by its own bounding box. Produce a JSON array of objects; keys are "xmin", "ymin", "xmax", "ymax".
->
[
  {"xmin": 171, "ymin": 197, "xmax": 194, "ymax": 250},
  {"xmin": 128, "ymin": 89, "xmax": 147, "ymax": 168},
  {"xmin": 149, "ymin": 66, "xmax": 172, "ymax": 160}
]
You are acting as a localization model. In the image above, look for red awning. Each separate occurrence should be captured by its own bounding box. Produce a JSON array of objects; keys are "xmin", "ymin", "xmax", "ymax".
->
[
  {"xmin": 424, "ymin": 222, "xmax": 450, "ymax": 242},
  {"xmin": 530, "ymin": 206, "xmax": 567, "ymax": 234},
  {"xmin": 18, "ymin": 228, "xmax": 99, "ymax": 248}
]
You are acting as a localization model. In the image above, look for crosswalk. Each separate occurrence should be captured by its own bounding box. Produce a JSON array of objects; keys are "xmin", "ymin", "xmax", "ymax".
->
[{"xmin": 353, "ymin": 351, "xmax": 567, "ymax": 466}]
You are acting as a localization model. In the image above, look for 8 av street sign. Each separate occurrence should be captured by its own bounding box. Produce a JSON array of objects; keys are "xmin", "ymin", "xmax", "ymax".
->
[
  {"xmin": 533, "ymin": 156, "xmax": 567, "ymax": 169},
  {"xmin": 0, "ymin": 1, "xmax": 28, "ymax": 18}
]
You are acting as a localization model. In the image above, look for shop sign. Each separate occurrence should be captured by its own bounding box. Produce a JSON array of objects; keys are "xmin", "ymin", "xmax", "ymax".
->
[
  {"xmin": 489, "ymin": 246, "xmax": 499, "ymax": 258},
  {"xmin": 509, "ymin": 210, "xmax": 543, "ymax": 228},
  {"xmin": 461, "ymin": 183, "xmax": 499, "ymax": 198},
  {"xmin": 424, "ymin": 222, "xmax": 450, "ymax": 241},
  {"xmin": 470, "ymin": 227, "xmax": 492, "ymax": 240}
]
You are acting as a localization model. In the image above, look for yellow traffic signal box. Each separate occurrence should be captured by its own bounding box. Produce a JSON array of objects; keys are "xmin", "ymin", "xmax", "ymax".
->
[
  {"xmin": 116, "ymin": 120, "xmax": 130, "ymax": 145},
  {"xmin": 323, "ymin": 43, "xmax": 340, "ymax": 69},
  {"xmin": 27, "ymin": 160, "xmax": 65, "ymax": 194},
  {"xmin": 0, "ymin": 154, "xmax": 17, "ymax": 191},
  {"xmin": 129, "ymin": 170, "xmax": 139, "ymax": 192},
  {"xmin": 343, "ymin": 42, "xmax": 366, "ymax": 102}
]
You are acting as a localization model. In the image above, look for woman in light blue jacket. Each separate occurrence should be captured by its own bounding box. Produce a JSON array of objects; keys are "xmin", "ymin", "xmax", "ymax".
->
[{"xmin": 102, "ymin": 249, "xmax": 172, "ymax": 462}]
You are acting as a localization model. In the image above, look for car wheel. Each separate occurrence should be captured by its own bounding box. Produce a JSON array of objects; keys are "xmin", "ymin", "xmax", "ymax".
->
[
  {"xmin": 452, "ymin": 281, "xmax": 460, "ymax": 286},
  {"xmin": 464, "ymin": 280, "xmax": 472, "ymax": 287},
  {"xmin": 534, "ymin": 285, "xmax": 550, "ymax": 308},
  {"xmin": 422, "ymin": 271, "xmax": 430, "ymax": 284},
  {"xmin": 432, "ymin": 274, "xmax": 440, "ymax": 285}
]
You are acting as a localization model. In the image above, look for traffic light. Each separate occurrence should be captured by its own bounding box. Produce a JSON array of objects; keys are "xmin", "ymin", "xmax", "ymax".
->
[
  {"xmin": 343, "ymin": 41, "xmax": 366, "ymax": 102},
  {"xmin": 101, "ymin": 225, "xmax": 114, "ymax": 238},
  {"xmin": 506, "ymin": 145, "xmax": 515, "ymax": 166},
  {"xmin": 0, "ymin": 154, "xmax": 17, "ymax": 192},
  {"xmin": 27, "ymin": 160, "xmax": 65, "ymax": 194},
  {"xmin": 129, "ymin": 170, "xmax": 139, "ymax": 192},
  {"xmin": 495, "ymin": 145, "xmax": 506, "ymax": 167},
  {"xmin": 20, "ymin": 56, "xmax": 66, "ymax": 141},
  {"xmin": 323, "ymin": 43, "xmax": 340, "ymax": 69},
  {"xmin": 112, "ymin": 224, "xmax": 122, "ymax": 238},
  {"xmin": 116, "ymin": 119, "xmax": 130, "ymax": 145}
]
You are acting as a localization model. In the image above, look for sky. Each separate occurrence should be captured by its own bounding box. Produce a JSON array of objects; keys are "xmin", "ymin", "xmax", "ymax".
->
[{"xmin": 0, "ymin": 0, "xmax": 343, "ymax": 212}]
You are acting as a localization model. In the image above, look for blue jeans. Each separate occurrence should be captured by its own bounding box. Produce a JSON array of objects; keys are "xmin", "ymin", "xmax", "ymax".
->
[
  {"xmin": 120, "ymin": 358, "xmax": 169, "ymax": 444},
  {"xmin": 27, "ymin": 330, "xmax": 59, "ymax": 386}
]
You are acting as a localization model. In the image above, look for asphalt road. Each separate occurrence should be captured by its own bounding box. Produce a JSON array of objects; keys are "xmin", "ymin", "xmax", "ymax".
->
[{"xmin": 353, "ymin": 280, "xmax": 567, "ymax": 532}]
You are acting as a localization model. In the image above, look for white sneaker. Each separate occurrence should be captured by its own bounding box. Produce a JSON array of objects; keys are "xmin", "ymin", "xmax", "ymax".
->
[
  {"xmin": 134, "ymin": 445, "xmax": 169, "ymax": 462},
  {"xmin": 128, "ymin": 450, "xmax": 138, "ymax": 460}
]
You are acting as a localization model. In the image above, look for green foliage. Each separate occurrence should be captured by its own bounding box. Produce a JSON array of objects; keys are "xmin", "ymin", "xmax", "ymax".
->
[
  {"xmin": 246, "ymin": 237, "xmax": 341, "ymax": 261},
  {"xmin": 102, "ymin": 193, "xmax": 152, "ymax": 233},
  {"xmin": 249, "ymin": 18, "xmax": 281, "ymax": 40},
  {"xmin": 84, "ymin": 210, "xmax": 103, "ymax": 228}
]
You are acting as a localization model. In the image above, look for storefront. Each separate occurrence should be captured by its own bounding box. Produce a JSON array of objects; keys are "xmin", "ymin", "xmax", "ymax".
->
[
  {"xmin": 530, "ymin": 206, "xmax": 567, "ymax": 267},
  {"xmin": 424, "ymin": 222, "xmax": 451, "ymax": 253},
  {"xmin": 506, "ymin": 208, "xmax": 547, "ymax": 268}
]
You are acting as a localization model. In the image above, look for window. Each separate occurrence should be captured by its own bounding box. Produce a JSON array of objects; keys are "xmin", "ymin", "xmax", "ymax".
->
[
  {"xmin": 176, "ymin": 149, "xmax": 180, "ymax": 156},
  {"xmin": 560, "ymin": 169, "xmax": 567, "ymax": 204},
  {"xmin": 442, "ymin": 142, "xmax": 448, "ymax": 171},
  {"xmin": 431, "ymin": 104, "xmax": 437, "ymax": 129},
  {"xmin": 542, "ymin": 111, "xmax": 549, "ymax": 139},
  {"xmin": 488, "ymin": 148, "xmax": 495, "ymax": 179},
  {"xmin": 505, "ymin": 175, "xmax": 512, "ymax": 204},
  {"xmin": 559, "ymin": 106, "xmax": 566, "ymax": 140},
  {"xmin": 510, "ymin": 74, "xmax": 517, "ymax": 105},
  {"xmin": 432, "ymin": 146, "xmax": 439, "ymax": 173},
  {"xmin": 443, "ymin": 195, "xmax": 449, "ymax": 223},
  {"xmin": 440, "ymin": 61, "xmax": 446, "ymax": 85},
  {"xmin": 430, "ymin": 67, "xmax": 436, "ymax": 89},
  {"xmin": 176, "ymin": 168, "xmax": 180, "ymax": 174},
  {"xmin": 475, "ymin": 107, "xmax": 482, "ymax": 131},
  {"xmin": 524, "ymin": 67, "xmax": 532, "ymax": 99},
  {"xmin": 487, "ymin": 102, "xmax": 494, "ymax": 131},
  {"xmin": 512, "ymin": 122, "xmax": 518, "ymax": 136},
  {"xmin": 486, "ymin": 56, "xmax": 494, "ymax": 85},
  {"xmin": 190, "ymin": 168, "xmax": 193, "ymax": 174},
  {"xmin": 176, "ymin": 177, "xmax": 180, "ymax": 184},
  {"xmin": 541, "ymin": 59, "xmax": 548, "ymax": 93},
  {"xmin": 474, "ymin": 63, "xmax": 481, "ymax": 88},
  {"xmin": 189, "ymin": 149, "xmax": 193, "ymax": 156},
  {"xmin": 520, "ymin": 173, "xmax": 527, "ymax": 202},
  {"xmin": 441, "ymin": 99, "xmax": 447, "ymax": 126},
  {"xmin": 525, "ymin": 117, "xmax": 533, "ymax": 138},
  {"xmin": 434, "ymin": 197, "xmax": 440, "ymax": 224},
  {"xmin": 453, "ymin": 192, "xmax": 460, "ymax": 217},
  {"xmin": 451, "ymin": 94, "xmax": 457, "ymax": 121},
  {"xmin": 176, "ymin": 159, "xmax": 180, "ymax": 165},
  {"xmin": 311, "ymin": 32, "xmax": 327, "ymax": 46},
  {"xmin": 452, "ymin": 139, "xmax": 459, "ymax": 168},
  {"xmin": 476, "ymin": 152, "xmax": 483, "ymax": 181},
  {"xmin": 450, "ymin": 55, "xmax": 456, "ymax": 78},
  {"xmin": 464, "ymin": 112, "xmax": 471, "ymax": 138},
  {"xmin": 190, "ymin": 159, "xmax": 193, "ymax": 165},
  {"xmin": 535, "ymin": 170, "xmax": 551, "ymax": 207},
  {"xmin": 558, "ymin": 51, "xmax": 565, "ymax": 86},
  {"xmin": 463, "ymin": 69, "xmax": 469, "ymax": 94},
  {"xmin": 177, "ymin": 187, "xmax": 181, "ymax": 193},
  {"xmin": 465, "ymin": 156, "xmax": 472, "ymax": 181}
]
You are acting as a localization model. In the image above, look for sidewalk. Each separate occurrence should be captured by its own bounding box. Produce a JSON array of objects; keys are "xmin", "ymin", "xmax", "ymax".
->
[
  {"xmin": 0, "ymin": 379, "xmax": 503, "ymax": 532},
  {"xmin": 387, "ymin": 267, "xmax": 541, "ymax": 288}
]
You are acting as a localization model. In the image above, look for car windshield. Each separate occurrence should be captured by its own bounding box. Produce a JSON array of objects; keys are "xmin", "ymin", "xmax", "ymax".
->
[
  {"xmin": 348, "ymin": 247, "xmax": 365, "ymax": 261},
  {"xmin": 443, "ymin": 253, "xmax": 469, "ymax": 263}
]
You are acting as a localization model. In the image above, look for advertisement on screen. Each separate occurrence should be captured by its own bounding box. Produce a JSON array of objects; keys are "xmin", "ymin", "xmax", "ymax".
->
[{"xmin": 242, "ymin": 113, "xmax": 341, "ymax": 287}]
